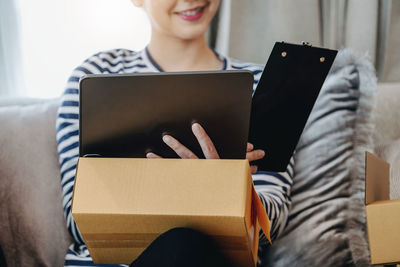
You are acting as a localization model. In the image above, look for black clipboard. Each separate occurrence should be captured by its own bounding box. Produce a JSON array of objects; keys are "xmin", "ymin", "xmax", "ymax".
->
[{"xmin": 249, "ymin": 42, "xmax": 338, "ymax": 172}]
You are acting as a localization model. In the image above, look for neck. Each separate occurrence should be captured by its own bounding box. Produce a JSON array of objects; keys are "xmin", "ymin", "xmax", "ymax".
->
[{"xmin": 147, "ymin": 31, "xmax": 222, "ymax": 72}]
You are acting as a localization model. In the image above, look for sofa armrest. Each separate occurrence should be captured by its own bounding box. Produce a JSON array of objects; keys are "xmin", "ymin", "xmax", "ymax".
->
[{"xmin": 0, "ymin": 98, "xmax": 71, "ymax": 267}]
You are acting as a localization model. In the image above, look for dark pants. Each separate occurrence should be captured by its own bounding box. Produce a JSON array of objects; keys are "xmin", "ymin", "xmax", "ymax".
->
[
  {"xmin": 130, "ymin": 227, "xmax": 236, "ymax": 267},
  {"xmin": 0, "ymin": 243, "xmax": 6, "ymax": 267}
]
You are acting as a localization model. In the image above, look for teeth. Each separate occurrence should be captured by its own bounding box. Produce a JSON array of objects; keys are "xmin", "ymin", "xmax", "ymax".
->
[{"xmin": 180, "ymin": 8, "xmax": 201, "ymax": 16}]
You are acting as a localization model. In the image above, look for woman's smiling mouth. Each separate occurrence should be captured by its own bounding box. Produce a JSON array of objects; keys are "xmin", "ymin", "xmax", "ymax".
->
[{"xmin": 174, "ymin": 4, "xmax": 208, "ymax": 21}]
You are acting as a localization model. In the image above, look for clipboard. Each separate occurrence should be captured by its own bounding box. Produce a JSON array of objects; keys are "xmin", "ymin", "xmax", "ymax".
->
[{"xmin": 249, "ymin": 42, "xmax": 338, "ymax": 172}]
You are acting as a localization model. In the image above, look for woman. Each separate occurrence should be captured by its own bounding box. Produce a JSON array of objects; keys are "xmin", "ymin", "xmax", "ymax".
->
[{"xmin": 56, "ymin": 0, "xmax": 294, "ymax": 266}]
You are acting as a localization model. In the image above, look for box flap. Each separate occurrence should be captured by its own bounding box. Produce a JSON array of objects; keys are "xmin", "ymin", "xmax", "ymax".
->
[
  {"xmin": 251, "ymin": 184, "xmax": 271, "ymax": 244},
  {"xmin": 365, "ymin": 152, "xmax": 390, "ymax": 205}
]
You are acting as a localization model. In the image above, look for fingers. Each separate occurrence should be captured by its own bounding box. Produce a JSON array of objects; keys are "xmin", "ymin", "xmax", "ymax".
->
[
  {"xmin": 192, "ymin": 123, "xmax": 219, "ymax": 159},
  {"xmin": 246, "ymin": 149, "xmax": 265, "ymax": 162},
  {"xmin": 146, "ymin": 152, "xmax": 161, "ymax": 158},
  {"xmin": 247, "ymin": 142, "xmax": 254, "ymax": 152},
  {"xmin": 247, "ymin": 148, "xmax": 265, "ymax": 174},
  {"xmin": 250, "ymin": 165, "xmax": 258, "ymax": 174},
  {"xmin": 162, "ymin": 135, "xmax": 198, "ymax": 159},
  {"xmin": 157, "ymin": 123, "xmax": 219, "ymax": 159}
]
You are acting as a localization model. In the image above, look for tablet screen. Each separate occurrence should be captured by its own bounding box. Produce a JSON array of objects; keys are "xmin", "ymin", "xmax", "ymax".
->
[{"xmin": 79, "ymin": 71, "xmax": 253, "ymax": 159}]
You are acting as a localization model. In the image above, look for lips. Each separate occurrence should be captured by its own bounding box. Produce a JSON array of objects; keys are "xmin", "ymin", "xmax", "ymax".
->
[
  {"xmin": 175, "ymin": 4, "xmax": 207, "ymax": 21},
  {"xmin": 178, "ymin": 7, "xmax": 203, "ymax": 16}
]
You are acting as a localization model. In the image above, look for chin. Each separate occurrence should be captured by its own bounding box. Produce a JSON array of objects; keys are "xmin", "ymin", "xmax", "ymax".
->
[{"xmin": 175, "ymin": 25, "xmax": 209, "ymax": 41}]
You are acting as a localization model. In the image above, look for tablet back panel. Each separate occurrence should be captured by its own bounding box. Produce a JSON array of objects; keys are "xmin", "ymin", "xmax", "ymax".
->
[
  {"xmin": 80, "ymin": 71, "xmax": 253, "ymax": 159},
  {"xmin": 249, "ymin": 42, "xmax": 337, "ymax": 172}
]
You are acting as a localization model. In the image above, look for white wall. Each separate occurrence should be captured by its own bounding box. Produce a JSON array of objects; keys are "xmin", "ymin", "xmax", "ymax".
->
[{"xmin": 16, "ymin": 0, "xmax": 151, "ymax": 98}]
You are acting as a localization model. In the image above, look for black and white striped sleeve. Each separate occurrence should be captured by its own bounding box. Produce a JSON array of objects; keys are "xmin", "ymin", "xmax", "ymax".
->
[
  {"xmin": 56, "ymin": 56, "xmax": 105, "ymax": 245},
  {"xmin": 254, "ymin": 156, "xmax": 295, "ymax": 243}
]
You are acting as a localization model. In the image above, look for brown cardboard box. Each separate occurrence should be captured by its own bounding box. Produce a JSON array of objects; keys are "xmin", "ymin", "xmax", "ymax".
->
[
  {"xmin": 365, "ymin": 152, "xmax": 400, "ymax": 265},
  {"xmin": 71, "ymin": 158, "xmax": 271, "ymax": 266}
]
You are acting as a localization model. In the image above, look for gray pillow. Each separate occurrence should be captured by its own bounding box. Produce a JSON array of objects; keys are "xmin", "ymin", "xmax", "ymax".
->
[
  {"xmin": 264, "ymin": 49, "xmax": 376, "ymax": 266},
  {"xmin": 0, "ymin": 99, "xmax": 71, "ymax": 267}
]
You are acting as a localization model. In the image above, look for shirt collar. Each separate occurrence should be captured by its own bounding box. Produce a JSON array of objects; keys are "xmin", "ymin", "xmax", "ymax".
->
[{"xmin": 143, "ymin": 46, "xmax": 228, "ymax": 72}]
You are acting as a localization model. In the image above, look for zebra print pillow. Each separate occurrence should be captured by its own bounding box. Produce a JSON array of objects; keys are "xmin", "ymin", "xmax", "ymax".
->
[{"xmin": 263, "ymin": 49, "xmax": 377, "ymax": 266}]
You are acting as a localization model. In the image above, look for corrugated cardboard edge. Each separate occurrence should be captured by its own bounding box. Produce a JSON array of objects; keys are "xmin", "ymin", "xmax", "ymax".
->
[
  {"xmin": 242, "ymin": 161, "xmax": 258, "ymax": 267},
  {"xmin": 365, "ymin": 152, "xmax": 390, "ymax": 205},
  {"xmin": 242, "ymin": 161, "xmax": 272, "ymax": 246},
  {"xmin": 252, "ymin": 185, "xmax": 271, "ymax": 244},
  {"xmin": 71, "ymin": 158, "xmax": 81, "ymax": 221}
]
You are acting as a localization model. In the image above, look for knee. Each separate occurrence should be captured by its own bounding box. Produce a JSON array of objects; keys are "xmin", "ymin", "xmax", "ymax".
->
[
  {"xmin": 162, "ymin": 227, "xmax": 207, "ymax": 241},
  {"xmin": 132, "ymin": 227, "xmax": 232, "ymax": 267},
  {"xmin": 158, "ymin": 227, "xmax": 213, "ymax": 249}
]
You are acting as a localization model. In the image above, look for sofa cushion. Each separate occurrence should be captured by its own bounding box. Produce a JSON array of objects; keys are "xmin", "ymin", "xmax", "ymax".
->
[
  {"xmin": 373, "ymin": 82, "xmax": 400, "ymax": 200},
  {"xmin": 374, "ymin": 138, "xmax": 400, "ymax": 200},
  {"xmin": 263, "ymin": 50, "xmax": 376, "ymax": 266},
  {"xmin": 373, "ymin": 83, "xmax": 400, "ymax": 149},
  {"xmin": 0, "ymin": 99, "xmax": 71, "ymax": 267}
]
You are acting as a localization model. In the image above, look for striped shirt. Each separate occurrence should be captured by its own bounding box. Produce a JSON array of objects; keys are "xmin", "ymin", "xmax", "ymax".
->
[{"xmin": 56, "ymin": 48, "xmax": 294, "ymax": 266}]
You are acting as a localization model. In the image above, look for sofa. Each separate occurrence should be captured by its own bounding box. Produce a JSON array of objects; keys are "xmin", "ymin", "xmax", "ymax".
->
[{"xmin": 0, "ymin": 51, "xmax": 400, "ymax": 266}]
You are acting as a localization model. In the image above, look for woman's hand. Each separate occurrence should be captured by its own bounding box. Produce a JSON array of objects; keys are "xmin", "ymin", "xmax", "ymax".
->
[
  {"xmin": 146, "ymin": 123, "xmax": 265, "ymax": 173},
  {"xmin": 146, "ymin": 123, "xmax": 219, "ymax": 159},
  {"xmin": 246, "ymin": 142, "xmax": 265, "ymax": 174}
]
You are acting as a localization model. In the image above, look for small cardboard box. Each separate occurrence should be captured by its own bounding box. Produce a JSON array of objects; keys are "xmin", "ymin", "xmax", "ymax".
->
[
  {"xmin": 71, "ymin": 158, "xmax": 271, "ymax": 267},
  {"xmin": 365, "ymin": 152, "xmax": 400, "ymax": 265}
]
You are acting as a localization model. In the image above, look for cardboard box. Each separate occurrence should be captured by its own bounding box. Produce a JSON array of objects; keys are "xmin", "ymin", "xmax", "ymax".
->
[
  {"xmin": 365, "ymin": 152, "xmax": 400, "ymax": 265},
  {"xmin": 72, "ymin": 158, "xmax": 271, "ymax": 266}
]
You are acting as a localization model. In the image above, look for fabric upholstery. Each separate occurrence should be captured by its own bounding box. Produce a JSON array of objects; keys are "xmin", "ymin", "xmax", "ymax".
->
[
  {"xmin": 373, "ymin": 83, "xmax": 400, "ymax": 153},
  {"xmin": 0, "ymin": 99, "xmax": 71, "ymax": 267},
  {"xmin": 1, "ymin": 72, "xmax": 398, "ymax": 266},
  {"xmin": 377, "ymin": 138, "xmax": 400, "ymax": 200},
  {"xmin": 263, "ymin": 49, "xmax": 377, "ymax": 266},
  {"xmin": 373, "ymin": 82, "xmax": 400, "ymax": 200}
]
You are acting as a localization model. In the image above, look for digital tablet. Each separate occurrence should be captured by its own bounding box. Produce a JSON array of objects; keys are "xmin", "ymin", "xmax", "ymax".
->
[
  {"xmin": 249, "ymin": 42, "xmax": 337, "ymax": 171},
  {"xmin": 79, "ymin": 71, "xmax": 253, "ymax": 159}
]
